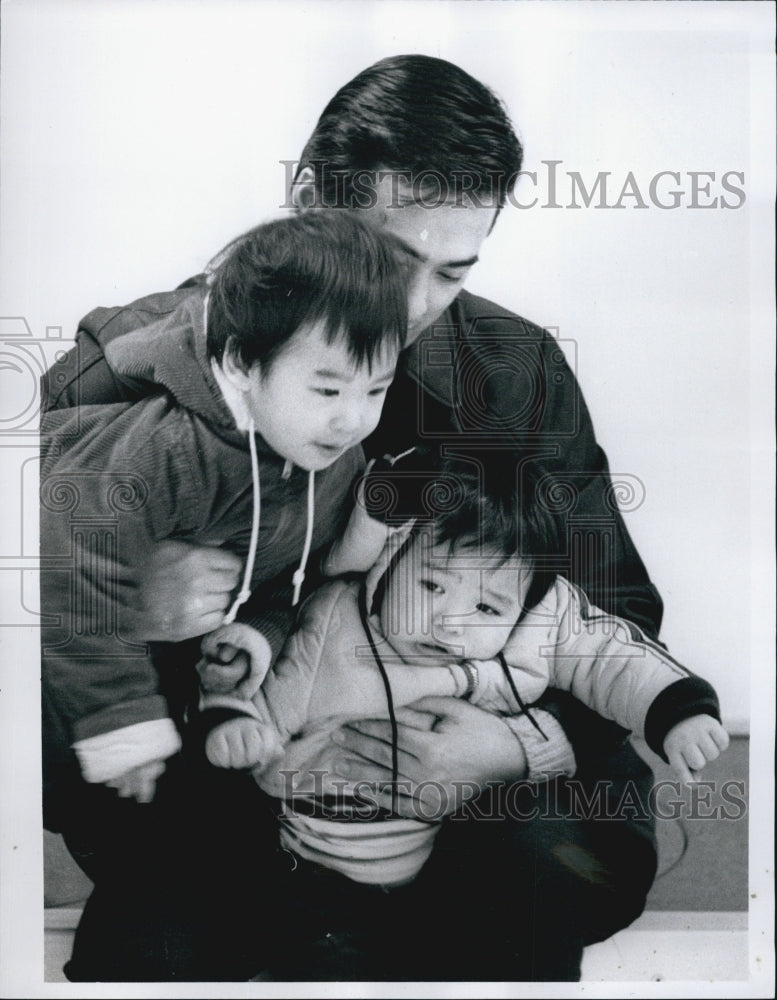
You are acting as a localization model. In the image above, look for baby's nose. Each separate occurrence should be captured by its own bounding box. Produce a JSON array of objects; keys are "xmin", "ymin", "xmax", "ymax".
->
[{"xmin": 435, "ymin": 614, "xmax": 464, "ymax": 637}]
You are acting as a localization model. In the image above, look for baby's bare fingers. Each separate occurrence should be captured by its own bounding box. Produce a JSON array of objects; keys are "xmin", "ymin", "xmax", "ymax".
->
[
  {"xmin": 712, "ymin": 725, "xmax": 730, "ymax": 751},
  {"xmin": 668, "ymin": 751, "xmax": 695, "ymax": 785}
]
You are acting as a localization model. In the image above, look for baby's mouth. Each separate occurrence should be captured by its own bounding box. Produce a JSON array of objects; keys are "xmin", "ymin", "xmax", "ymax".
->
[{"xmin": 417, "ymin": 640, "xmax": 461, "ymax": 658}]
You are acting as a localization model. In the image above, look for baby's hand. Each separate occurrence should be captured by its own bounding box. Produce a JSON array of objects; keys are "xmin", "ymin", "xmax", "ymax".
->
[
  {"xmin": 197, "ymin": 623, "xmax": 271, "ymax": 699},
  {"xmin": 663, "ymin": 715, "xmax": 730, "ymax": 784},
  {"xmin": 206, "ymin": 717, "xmax": 267, "ymax": 770},
  {"xmin": 105, "ymin": 758, "xmax": 167, "ymax": 804}
]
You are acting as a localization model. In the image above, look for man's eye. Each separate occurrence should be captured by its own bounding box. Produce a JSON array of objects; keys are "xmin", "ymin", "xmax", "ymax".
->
[
  {"xmin": 439, "ymin": 271, "xmax": 464, "ymax": 284},
  {"xmin": 368, "ymin": 386, "xmax": 388, "ymax": 397},
  {"xmin": 476, "ymin": 602, "xmax": 500, "ymax": 617},
  {"xmin": 420, "ymin": 579, "xmax": 443, "ymax": 594},
  {"xmin": 314, "ymin": 388, "xmax": 339, "ymax": 397}
]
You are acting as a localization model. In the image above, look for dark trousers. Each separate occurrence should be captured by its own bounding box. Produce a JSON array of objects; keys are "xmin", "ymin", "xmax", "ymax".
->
[{"xmin": 57, "ymin": 736, "xmax": 656, "ymax": 983}]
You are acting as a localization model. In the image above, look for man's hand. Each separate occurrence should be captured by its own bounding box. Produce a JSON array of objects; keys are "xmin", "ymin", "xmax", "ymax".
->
[
  {"xmin": 198, "ymin": 623, "xmax": 272, "ymax": 698},
  {"xmin": 664, "ymin": 714, "xmax": 729, "ymax": 784},
  {"xmin": 124, "ymin": 540, "xmax": 242, "ymax": 642},
  {"xmin": 206, "ymin": 718, "xmax": 268, "ymax": 770},
  {"xmin": 105, "ymin": 759, "xmax": 167, "ymax": 804},
  {"xmin": 330, "ymin": 696, "xmax": 528, "ymax": 819}
]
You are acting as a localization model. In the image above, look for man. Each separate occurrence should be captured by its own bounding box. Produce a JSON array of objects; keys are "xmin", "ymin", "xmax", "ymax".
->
[{"xmin": 44, "ymin": 55, "xmax": 660, "ymax": 981}]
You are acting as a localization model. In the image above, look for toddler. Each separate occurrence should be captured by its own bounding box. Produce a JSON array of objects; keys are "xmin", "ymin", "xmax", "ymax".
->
[{"xmin": 40, "ymin": 211, "xmax": 407, "ymax": 803}]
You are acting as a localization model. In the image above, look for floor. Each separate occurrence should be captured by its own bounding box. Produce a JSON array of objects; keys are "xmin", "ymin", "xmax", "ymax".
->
[{"xmin": 42, "ymin": 735, "xmax": 752, "ymax": 984}]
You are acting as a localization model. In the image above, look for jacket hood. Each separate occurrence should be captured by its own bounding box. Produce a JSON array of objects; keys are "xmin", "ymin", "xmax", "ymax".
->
[{"xmin": 103, "ymin": 285, "xmax": 239, "ymax": 434}]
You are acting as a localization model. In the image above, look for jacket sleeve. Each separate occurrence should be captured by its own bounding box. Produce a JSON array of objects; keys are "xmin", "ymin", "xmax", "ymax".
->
[
  {"xmin": 40, "ymin": 402, "xmax": 206, "ymax": 781},
  {"xmin": 527, "ymin": 578, "xmax": 720, "ymax": 761},
  {"xmin": 199, "ymin": 585, "xmax": 341, "ymax": 753},
  {"xmin": 462, "ymin": 307, "xmax": 663, "ymax": 640}
]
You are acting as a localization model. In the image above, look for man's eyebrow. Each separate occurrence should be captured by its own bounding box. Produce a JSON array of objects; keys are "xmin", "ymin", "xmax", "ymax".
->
[{"xmin": 393, "ymin": 235, "xmax": 479, "ymax": 270}]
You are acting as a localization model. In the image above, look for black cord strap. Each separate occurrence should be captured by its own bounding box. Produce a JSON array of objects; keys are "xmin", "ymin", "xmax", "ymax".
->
[
  {"xmin": 497, "ymin": 651, "xmax": 549, "ymax": 741},
  {"xmin": 358, "ymin": 584, "xmax": 400, "ymax": 815}
]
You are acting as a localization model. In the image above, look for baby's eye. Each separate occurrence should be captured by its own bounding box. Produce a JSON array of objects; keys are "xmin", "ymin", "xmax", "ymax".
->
[
  {"xmin": 313, "ymin": 388, "xmax": 339, "ymax": 397},
  {"xmin": 420, "ymin": 579, "xmax": 444, "ymax": 594},
  {"xmin": 476, "ymin": 602, "xmax": 500, "ymax": 617},
  {"xmin": 368, "ymin": 386, "xmax": 389, "ymax": 397}
]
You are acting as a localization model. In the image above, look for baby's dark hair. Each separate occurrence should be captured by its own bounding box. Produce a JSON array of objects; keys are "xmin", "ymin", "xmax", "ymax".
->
[
  {"xmin": 430, "ymin": 458, "xmax": 561, "ymax": 606},
  {"xmin": 371, "ymin": 453, "xmax": 562, "ymax": 615},
  {"xmin": 296, "ymin": 55, "xmax": 523, "ymax": 212},
  {"xmin": 206, "ymin": 211, "xmax": 408, "ymax": 373}
]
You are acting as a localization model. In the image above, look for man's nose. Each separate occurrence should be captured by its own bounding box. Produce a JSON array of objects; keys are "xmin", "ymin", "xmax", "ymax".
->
[{"xmin": 407, "ymin": 272, "xmax": 430, "ymax": 326}]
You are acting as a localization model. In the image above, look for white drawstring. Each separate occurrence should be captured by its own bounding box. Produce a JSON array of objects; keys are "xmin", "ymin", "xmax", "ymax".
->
[
  {"xmin": 223, "ymin": 418, "xmax": 261, "ymax": 625},
  {"xmin": 223, "ymin": 421, "xmax": 315, "ymax": 621},
  {"xmin": 292, "ymin": 470, "xmax": 316, "ymax": 606}
]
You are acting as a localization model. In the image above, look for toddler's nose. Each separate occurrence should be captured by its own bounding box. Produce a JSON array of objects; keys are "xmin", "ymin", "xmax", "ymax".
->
[{"xmin": 330, "ymin": 403, "xmax": 362, "ymax": 438}]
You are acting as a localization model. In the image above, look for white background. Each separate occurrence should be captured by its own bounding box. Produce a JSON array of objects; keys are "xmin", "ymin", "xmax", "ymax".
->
[{"xmin": 0, "ymin": 1, "xmax": 774, "ymax": 997}]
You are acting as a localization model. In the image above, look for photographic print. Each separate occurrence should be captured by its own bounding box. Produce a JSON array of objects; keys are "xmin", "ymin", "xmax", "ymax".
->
[{"xmin": 0, "ymin": 1, "xmax": 773, "ymax": 996}]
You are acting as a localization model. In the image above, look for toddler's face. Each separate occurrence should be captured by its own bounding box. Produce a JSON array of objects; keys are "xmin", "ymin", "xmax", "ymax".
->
[
  {"xmin": 244, "ymin": 319, "xmax": 397, "ymax": 471},
  {"xmin": 379, "ymin": 536, "xmax": 531, "ymax": 665}
]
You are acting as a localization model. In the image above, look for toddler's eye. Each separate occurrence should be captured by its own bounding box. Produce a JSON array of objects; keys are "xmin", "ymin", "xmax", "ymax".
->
[
  {"xmin": 476, "ymin": 602, "xmax": 500, "ymax": 617},
  {"xmin": 420, "ymin": 579, "xmax": 444, "ymax": 594},
  {"xmin": 314, "ymin": 388, "xmax": 339, "ymax": 397}
]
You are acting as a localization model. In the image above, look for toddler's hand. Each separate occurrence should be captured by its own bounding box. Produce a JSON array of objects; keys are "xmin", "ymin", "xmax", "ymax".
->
[
  {"xmin": 105, "ymin": 758, "xmax": 167, "ymax": 804},
  {"xmin": 206, "ymin": 717, "xmax": 267, "ymax": 769},
  {"xmin": 197, "ymin": 623, "xmax": 271, "ymax": 699},
  {"xmin": 663, "ymin": 715, "xmax": 729, "ymax": 784}
]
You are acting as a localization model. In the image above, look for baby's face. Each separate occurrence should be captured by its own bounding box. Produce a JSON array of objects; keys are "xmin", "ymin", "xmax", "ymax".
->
[{"xmin": 379, "ymin": 537, "xmax": 531, "ymax": 665}]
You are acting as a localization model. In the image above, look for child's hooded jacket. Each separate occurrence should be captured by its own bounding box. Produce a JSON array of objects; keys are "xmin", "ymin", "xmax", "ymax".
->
[{"xmin": 40, "ymin": 283, "xmax": 362, "ymax": 789}]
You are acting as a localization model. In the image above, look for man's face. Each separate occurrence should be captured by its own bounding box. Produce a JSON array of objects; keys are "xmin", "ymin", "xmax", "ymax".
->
[
  {"xmin": 244, "ymin": 319, "xmax": 397, "ymax": 471},
  {"xmin": 358, "ymin": 175, "xmax": 498, "ymax": 344},
  {"xmin": 379, "ymin": 536, "xmax": 531, "ymax": 665}
]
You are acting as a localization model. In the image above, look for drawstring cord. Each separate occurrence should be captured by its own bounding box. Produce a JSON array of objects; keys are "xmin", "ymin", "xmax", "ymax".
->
[
  {"xmin": 223, "ymin": 420, "xmax": 314, "ymax": 621},
  {"xmin": 497, "ymin": 651, "xmax": 548, "ymax": 740},
  {"xmin": 358, "ymin": 585, "xmax": 399, "ymax": 815},
  {"xmin": 223, "ymin": 418, "xmax": 261, "ymax": 625},
  {"xmin": 292, "ymin": 470, "xmax": 315, "ymax": 606}
]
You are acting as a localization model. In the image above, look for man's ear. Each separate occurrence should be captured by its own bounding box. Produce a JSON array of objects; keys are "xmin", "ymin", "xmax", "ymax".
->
[
  {"xmin": 290, "ymin": 165, "xmax": 317, "ymax": 211},
  {"xmin": 219, "ymin": 344, "xmax": 253, "ymax": 392}
]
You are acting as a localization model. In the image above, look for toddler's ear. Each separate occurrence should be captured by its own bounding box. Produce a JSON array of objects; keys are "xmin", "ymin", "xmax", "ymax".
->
[{"xmin": 219, "ymin": 343, "xmax": 253, "ymax": 391}]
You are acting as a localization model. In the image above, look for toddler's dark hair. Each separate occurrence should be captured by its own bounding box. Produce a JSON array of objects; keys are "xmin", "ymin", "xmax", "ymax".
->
[
  {"xmin": 296, "ymin": 55, "xmax": 523, "ymax": 211},
  {"xmin": 206, "ymin": 211, "xmax": 408, "ymax": 373}
]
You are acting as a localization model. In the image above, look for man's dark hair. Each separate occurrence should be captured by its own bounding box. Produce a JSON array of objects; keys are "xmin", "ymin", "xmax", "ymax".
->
[
  {"xmin": 296, "ymin": 55, "xmax": 523, "ymax": 210},
  {"xmin": 206, "ymin": 211, "xmax": 408, "ymax": 373}
]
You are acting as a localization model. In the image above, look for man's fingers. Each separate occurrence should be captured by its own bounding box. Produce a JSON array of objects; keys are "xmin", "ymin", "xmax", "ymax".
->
[
  {"xmin": 406, "ymin": 695, "xmax": 473, "ymax": 722},
  {"xmin": 393, "ymin": 706, "xmax": 437, "ymax": 731}
]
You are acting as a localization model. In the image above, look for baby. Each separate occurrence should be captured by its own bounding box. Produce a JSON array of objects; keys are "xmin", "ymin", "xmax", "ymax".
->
[{"xmin": 199, "ymin": 457, "xmax": 729, "ymax": 887}]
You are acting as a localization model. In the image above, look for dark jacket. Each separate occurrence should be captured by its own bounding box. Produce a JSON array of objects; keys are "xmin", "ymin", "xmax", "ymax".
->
[{"xmin": 40, "ymin": 283, "xmax": 361, "ymax": 789}]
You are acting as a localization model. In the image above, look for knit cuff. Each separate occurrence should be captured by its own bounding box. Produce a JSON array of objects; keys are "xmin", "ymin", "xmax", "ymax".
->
[
  {"xmin": 503, "ymin": 711, "xmax": 577, "ymax": 782},
  {"xmin": 73, "ymin": 717, "xmax": 181, "ymax": 784}
]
